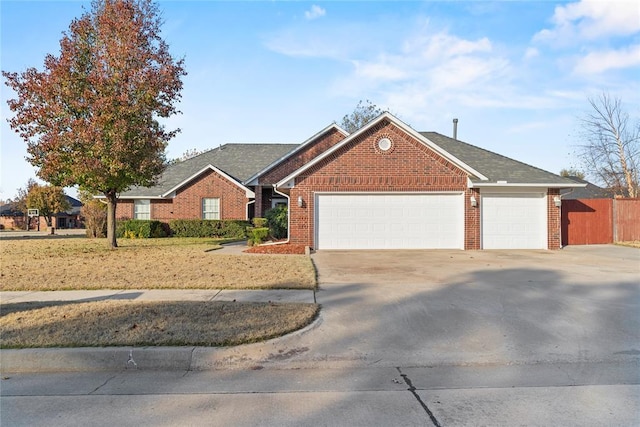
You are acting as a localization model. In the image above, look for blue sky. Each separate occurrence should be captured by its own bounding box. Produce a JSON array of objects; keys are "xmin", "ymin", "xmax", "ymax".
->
[{"xmin": 1, "ymin": 0, "xmax": 639, "ymax": 200}]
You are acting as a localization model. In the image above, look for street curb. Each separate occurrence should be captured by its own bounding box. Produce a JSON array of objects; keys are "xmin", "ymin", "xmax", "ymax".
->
[
  {"xmin": 0, "ymin": 314, "xmax": 324, "ymax": 373},
  {"xmin": 1, "ymin": 347, "xmax": 195, "ymax": 373}
]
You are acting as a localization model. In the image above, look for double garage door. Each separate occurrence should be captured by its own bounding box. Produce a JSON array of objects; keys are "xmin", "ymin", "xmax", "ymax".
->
[
  {"xmin": 315, "ymin": 192, "xmax": 548, "ymax": 250},
  {"xmin": 315, "ymin": 193, "xmax": 464, "ymax": 250}
]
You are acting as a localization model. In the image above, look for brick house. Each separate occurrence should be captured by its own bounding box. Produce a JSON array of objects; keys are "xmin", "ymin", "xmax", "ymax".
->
[
  {"xmin": 0, "ymin": 195, "xmax": 82, "ymax": 230},
  {"xmin": 116, "ymin": 112, "xmax": 584, "ymax": 249}
]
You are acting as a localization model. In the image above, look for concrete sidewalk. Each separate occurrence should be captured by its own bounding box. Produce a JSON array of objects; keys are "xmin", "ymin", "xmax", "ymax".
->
[{"xmin": 0, "ymin": 288, "xmax": 316, "ymax": 304}]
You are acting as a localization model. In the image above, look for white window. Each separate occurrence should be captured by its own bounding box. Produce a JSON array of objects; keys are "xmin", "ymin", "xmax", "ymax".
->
[
  {"xmin": 202, "ymin": 198, "xmax": 220, "ymax": 220},
  {"xmin": 134, "ymin": 199, "xmax": 150, "ymax": 220}
]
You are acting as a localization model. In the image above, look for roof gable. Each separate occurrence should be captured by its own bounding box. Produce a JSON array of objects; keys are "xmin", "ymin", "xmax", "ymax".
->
[
  {"xmin": 276, "ymin": 112, "xmax": 487, "ymax": 188},
  {"xmin": 163, "ymin": 164, "xmax": 255, "ymax": 198},
  {"xmin": 119, "ymin": 143, "xmax": 297, "ymax": 198},
  {"xmin": 245, "ymin": 123, "xmax": 349, "ymax": 185}
]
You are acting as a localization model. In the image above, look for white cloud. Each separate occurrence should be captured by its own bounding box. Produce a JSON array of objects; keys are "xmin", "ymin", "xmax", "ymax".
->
[
  {"xmin": 534, "ymin": 0, "xmax": 640, "ymax": 44},
  {"xmin": 524, "ymin": 47, "xmax": 539, "ymax": 60},
  {"xmin": 305, "ymin": 5, "xmax": 326, "ymax": 21},
  {"xmin": 331, "ymin": 29, "xmax": 514, "ymax": 114},
  {"xmin": 351, "ymin": 58, "xmax": 407, "ymax": 81},
  {"xmin": 573, "ymin": 44, "xmax": 640, "ymax": 74}
]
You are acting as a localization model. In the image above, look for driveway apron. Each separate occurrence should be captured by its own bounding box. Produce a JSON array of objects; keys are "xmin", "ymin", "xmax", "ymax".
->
[{"xmin": 200, "ymin": 245, "xmax": 640, "ymax": 369}]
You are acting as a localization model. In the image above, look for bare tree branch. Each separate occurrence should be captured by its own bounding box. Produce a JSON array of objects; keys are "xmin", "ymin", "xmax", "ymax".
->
[{"xmin": 577, "ymin": 92, "xmax": 639, "ymax": 198}]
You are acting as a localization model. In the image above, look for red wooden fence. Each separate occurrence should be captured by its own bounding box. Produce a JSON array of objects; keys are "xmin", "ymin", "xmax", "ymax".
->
[
  {"xmin": 614, "ymin": 198, "xmax": 640, "ymax": 241},
  {"xmin": 562, "ymin": 198, "xmax": 640, "ymax": 245},
  {"xmin": 561, "ymin": 199, "xmax": 613, "ymax": 245}
]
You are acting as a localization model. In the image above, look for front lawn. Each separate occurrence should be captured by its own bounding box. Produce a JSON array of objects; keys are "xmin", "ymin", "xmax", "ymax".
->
[
  {"xmin": 0, "ymin": 300, "xmax": 319, "ymax": 348},
  {"xmin": 0, "ymin": 238, "xmax": 316, "ymax": 291}
]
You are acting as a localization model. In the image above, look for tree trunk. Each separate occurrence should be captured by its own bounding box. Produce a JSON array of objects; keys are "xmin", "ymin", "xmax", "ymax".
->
[{"xmin": 105, "ymin": 190, "xmax": 118, "ymax": 249}]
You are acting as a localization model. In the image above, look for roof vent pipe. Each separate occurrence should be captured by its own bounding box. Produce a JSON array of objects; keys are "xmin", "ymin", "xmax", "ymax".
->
[{"xmin": 453, "ymin": 118, "xmax": 458, "ymax": 140}]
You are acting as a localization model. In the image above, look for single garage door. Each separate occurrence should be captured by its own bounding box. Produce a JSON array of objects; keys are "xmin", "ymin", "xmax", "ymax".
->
[
  {"xmin": 482, "ymin": 192, "xmax": 547, "ymax": 249},
  {"xmin": 315, "ymin": 193, "xmax": 464, "ymax": 249}
]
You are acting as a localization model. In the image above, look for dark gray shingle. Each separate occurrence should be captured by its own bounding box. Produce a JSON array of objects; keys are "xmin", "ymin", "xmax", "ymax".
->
[
  {"xmin": 421, "ymin": 132, "xmax": 577, "ymax": 185},
  {"xmin": 120, "ymin": 143, "xmax": 298, "ymax": 197}
]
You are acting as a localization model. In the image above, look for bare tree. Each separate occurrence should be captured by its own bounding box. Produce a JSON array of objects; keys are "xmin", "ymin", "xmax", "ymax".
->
[
  {"xmin": 577, "ymin": 93, "xmax": 639, "ymax": 197},
  {"xmin": 340, "ymin": 100, "xmax": 384, "ymax": 133},
  {"xmin": 559, "ymin": 168, "xmax": 585, "ymax": 180}
]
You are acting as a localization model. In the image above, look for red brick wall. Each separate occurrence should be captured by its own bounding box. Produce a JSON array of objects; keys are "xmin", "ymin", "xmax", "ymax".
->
[
  {"xmin": 287, "ymin": 119, "xmax": 472, "ymax": 248},
  {"xmin": 465, "ymin": 188, "xmax": 481, "ymax": 250},
  {"xmin": 116, "ymin": 200, "xmax": 134, "ymax": 220},
  {"xmin": 260, "ymin": 128, "xmax": 346, "ymax": 186},
  {"xmin": 547, "ymin": 188, "xmax": 561, "ymax": 249},
  {"xmin": 116, "ymin": 169, "xmax": 249, "ymax": 221}
]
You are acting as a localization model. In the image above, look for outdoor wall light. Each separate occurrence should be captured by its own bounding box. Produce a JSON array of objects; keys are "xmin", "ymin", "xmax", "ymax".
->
[
  {"xmin": 297, "ymin": 196, "xmax": 303, "ymax": 207},
  {"xmin": 553, "ymin": 196, "xmax": 562, "ymax": 207},
  {"xmin": 470, "ymin": 196, "xmax": 477, "ymax": 207}
]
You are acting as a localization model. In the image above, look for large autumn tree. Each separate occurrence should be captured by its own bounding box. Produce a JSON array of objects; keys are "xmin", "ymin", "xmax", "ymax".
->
[{"xmin": 3, "ymin": 0, "xmax": 186, "ymax": 248}]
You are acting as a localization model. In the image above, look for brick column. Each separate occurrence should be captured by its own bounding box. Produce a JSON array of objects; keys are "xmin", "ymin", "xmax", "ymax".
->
[{"xmin": 254, "ymin": 185, "xmax": 262, "ymax": 218}]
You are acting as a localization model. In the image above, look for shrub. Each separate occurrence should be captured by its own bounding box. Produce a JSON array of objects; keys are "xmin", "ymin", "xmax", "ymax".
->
[
  {"xmin": 248, "ymin": 227, "xmax": 269, "ymax": 246},
  {"xmin": 265, "ymin": 205, "xmax": 287, "ymax": 239},
  {"xmin": 81, "ymin": 199, "xmax": 107, "ymax": 238},
  {"xmin": 117, "ymin": 220, "xmax": 167, "ymax": 239},
  {"xmin": 168, "ymin": 219, "xmax": 249, "ymax": 238},
  {"xmin": 252, "ymin": 217, "xmax": 268, "ymax": 228}
]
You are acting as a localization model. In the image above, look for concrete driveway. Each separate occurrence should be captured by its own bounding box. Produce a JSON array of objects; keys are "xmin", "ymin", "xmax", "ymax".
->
[{"xmin": 198, "ymin": 245, "xmax": 640, "ymax": 369}]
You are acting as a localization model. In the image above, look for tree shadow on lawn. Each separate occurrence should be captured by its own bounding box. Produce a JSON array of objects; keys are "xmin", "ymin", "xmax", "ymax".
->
[
  {"xmin": 1, "ymin": 297, "xmax": 319, "ymax": 348},
  {"xmin": 0, "ymin": 292, "xmax": 145, "ymax": 316},
  {"xmin": 0, "ymin": 233, "xmax": 87, "ymax": 241}
]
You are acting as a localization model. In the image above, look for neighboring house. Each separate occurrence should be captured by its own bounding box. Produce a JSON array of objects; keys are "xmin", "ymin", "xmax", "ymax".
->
[
  {"xmin": 0, "ymin": 203, "xmax": 26, "ymax": 230},
  {"xmin": 116, "ymin": 112, "xmax": 584, "ymax": 250},
  {"xmin": 0, "ymin": 195, "xmax": 83, "ymax": 230},
  {"xmin": 560, "ymin": 176, "xmax": 612, "ymax": 199},
  {"xmin": 53, "ymin": 195, "xmax": 83, "ymax": 229}
]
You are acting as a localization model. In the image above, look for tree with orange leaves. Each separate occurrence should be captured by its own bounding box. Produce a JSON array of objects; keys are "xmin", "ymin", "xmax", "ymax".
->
[{"xmin": 3, "ymin": 0, "xmax": 186, "ymax": 248}]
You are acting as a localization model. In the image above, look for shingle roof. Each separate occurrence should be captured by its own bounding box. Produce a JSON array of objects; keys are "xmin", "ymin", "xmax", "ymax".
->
[
  {"xmin": 0, "ymin": 203, "xmax": 21, "ymax": 216},
  {"xmin": 421, "ymin": 132, "xmax": 578, "ymax": 186},
  {"xmin": 560, "ymin": 176, "xmax": 612, "ymax": 199},
  {"xmin": 120, "ymin": 143, "xmax": 298, "ymax": 197}
]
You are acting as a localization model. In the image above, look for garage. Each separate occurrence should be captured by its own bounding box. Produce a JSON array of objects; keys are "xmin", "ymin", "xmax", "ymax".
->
[
  {"xmin": 315, "ymin": 193, "xmax": 464, "ymax": 250},
  {"xmin": 482, "ymin": 192, "xmax": 547, "ymax": 249}
]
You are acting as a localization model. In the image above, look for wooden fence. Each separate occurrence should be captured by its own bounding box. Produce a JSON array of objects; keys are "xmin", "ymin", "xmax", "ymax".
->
[{"xmin": 562, "ymin": 198, "xmax": 640, "ymax": 245}]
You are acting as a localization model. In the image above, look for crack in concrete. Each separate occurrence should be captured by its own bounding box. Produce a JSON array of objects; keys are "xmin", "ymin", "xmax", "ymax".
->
[
  {"xmin": 88, "ymin": 374, "xmax": 117, "ymax": 395},
  {"xmin": 397, "ymin": 367, "xmax": 442, "ymax": 427},
  {"xmin": 186, "ymin": 347, "xmax": 196, "ymax": 374},
  {"xmin": 209, "ymin": 290, "xmax": 223, "ymax": 301}
]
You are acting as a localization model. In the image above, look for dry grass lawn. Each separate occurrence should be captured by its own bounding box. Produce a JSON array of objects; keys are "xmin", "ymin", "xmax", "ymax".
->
[
  {"xmin": 0, "ymin": 300, "xmax": 319, "ymax": 348},
  {"xmin": 0, "ymin": 238, "xmax": 316, "ymax": 291}
]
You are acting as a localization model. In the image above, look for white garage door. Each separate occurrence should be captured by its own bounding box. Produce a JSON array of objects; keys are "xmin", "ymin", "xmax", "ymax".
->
[
  {"xmin": 482, "ymin": 192, "xmax": 547, "ymax": 249},
  {"xmin": 315, "ymin": 193, "xmax": 464, "ymax": 249}
]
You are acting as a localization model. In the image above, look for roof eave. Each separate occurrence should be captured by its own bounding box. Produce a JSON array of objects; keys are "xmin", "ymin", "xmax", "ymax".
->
[
  {"xmin": 471, "ymin": 182, "xmax": 588, "ymax": 188},
  {"xmin": 95, "ymin": 195, "xmax": 166, "ymax": 199}
]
